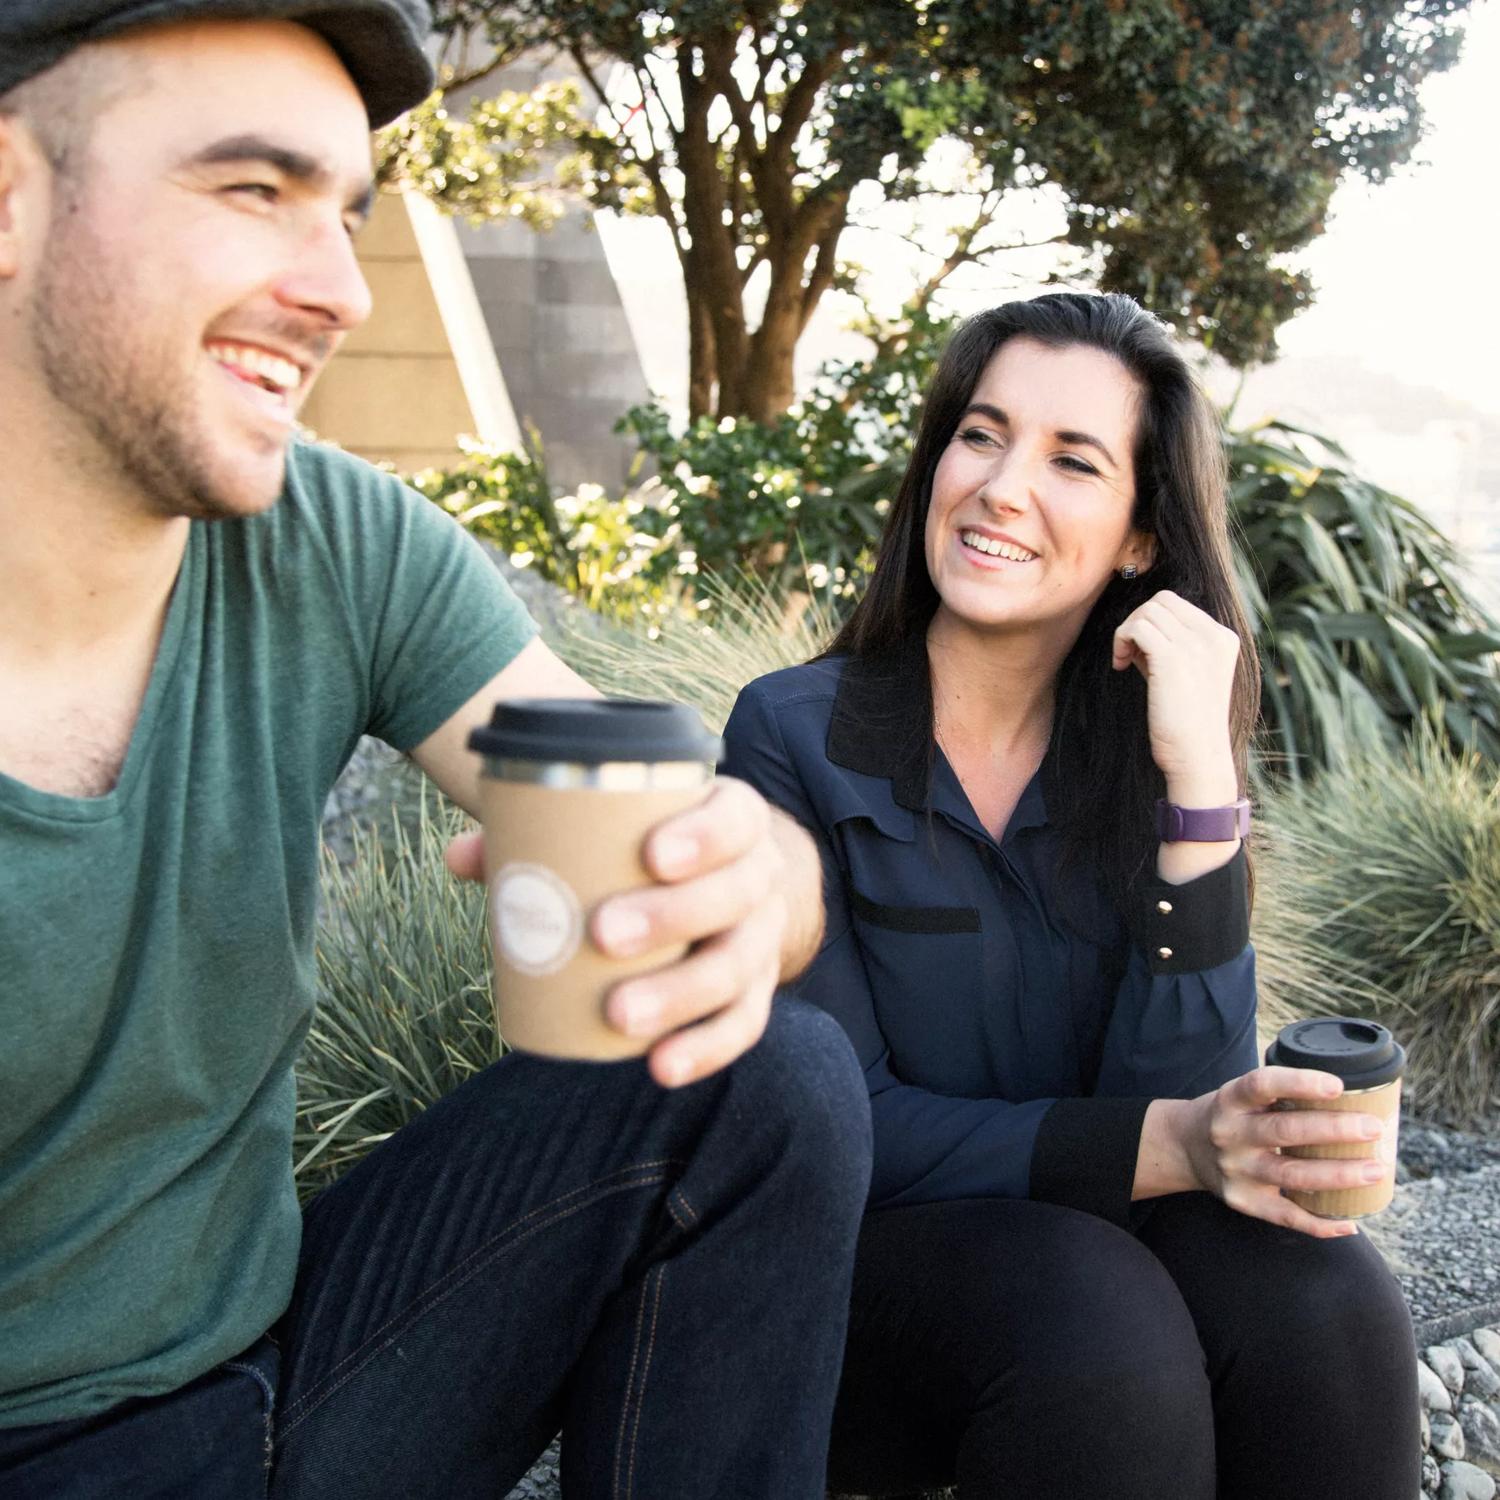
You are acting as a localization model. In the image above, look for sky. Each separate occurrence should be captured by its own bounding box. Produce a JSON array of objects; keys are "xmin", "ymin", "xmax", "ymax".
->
[{"xmin": 1271, "ymin": 2, "xmax": 1500, "ymax": 416}]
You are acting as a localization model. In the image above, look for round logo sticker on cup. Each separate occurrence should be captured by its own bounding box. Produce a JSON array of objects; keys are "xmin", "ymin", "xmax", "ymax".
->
[{"xmin": 492, "ymin": 862, "xmax": 584, "ymax": 977}]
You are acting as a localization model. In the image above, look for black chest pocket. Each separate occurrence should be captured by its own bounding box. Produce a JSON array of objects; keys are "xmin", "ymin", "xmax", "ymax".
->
[
  {"xmin": 849, "ymin": 889, "xmax": 987, "ymax": 1091},
  {"xmin": 850, "ymin": 890, "xmax": 980, "ymax": 935}
]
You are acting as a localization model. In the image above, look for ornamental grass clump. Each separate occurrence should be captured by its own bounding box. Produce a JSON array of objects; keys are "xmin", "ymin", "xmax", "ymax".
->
[
  {"xmin": 297, "ymin": 794, "xmax": 496, "ymax": 1200},
  {"xmin": 555, "ymin": 569, "xmax": 840, "ymax": 733},
  {"xmin": 1258, "ymin": 733, "xmax": 1500, "ymax": 1125}
]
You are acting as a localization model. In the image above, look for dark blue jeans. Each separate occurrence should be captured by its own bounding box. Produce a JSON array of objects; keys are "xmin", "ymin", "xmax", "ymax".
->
[{"xmin": 0, "ymin": 998, "xmax": 872, "ymax": 1499}]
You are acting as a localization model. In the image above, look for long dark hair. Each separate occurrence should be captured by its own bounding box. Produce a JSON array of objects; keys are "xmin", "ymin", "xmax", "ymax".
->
[{"xmin": 825, "ymin": 292, "xmax": 1260, "ymax": 911}]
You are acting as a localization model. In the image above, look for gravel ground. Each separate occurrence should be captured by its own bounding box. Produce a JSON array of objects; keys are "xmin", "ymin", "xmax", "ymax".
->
[{"xmin": 1391, "ymin": 1119, "xmax": 1500, "ymax": 1339}]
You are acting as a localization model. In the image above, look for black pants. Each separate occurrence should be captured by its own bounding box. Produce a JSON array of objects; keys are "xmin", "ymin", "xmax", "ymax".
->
[{"xmin": 829, "ymin": 1191, "xmax": 1418, "ymax": 1499}]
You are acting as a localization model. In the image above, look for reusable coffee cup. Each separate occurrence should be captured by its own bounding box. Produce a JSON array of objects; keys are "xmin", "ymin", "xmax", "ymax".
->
[
  {"xmin": 1264, "ymin": 1018, "xmax": 1406, "ymax": 1219},
  {"xmin": 467, "ymin": 698, "xmax": 721, "ymax": 1060}
]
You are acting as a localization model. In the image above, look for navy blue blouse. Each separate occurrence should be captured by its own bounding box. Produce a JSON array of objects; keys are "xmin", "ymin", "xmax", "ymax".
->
[{"xmin": 721, "ymin": 646, "xmax": 1259, "ymax": 1227}]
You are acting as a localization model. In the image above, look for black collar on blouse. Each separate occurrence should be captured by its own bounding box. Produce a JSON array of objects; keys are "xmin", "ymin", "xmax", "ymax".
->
[
  {"xmin": 826, "ymin": 633, "xmax": 1060, "ymax": 824},
  {"xmin": 826, "ymin": 635, "xmax": 935, "ymax": 813}
]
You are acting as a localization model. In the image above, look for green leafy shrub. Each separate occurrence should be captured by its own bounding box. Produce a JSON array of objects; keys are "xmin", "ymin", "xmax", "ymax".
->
[
  {"xmin": 616, "ymin": 400, "xmax": 886, "ymax": 611},
  {"xmin": 1258, "ymin": 732, "xmax": 1500, "ymax": 1125},
  {"xmin": 613, "ymin": 308, "xmax": 954, "ymax": 609},
  {"xmin": 407, "ymin": 439, "xmax": 689, "ymax": 625}
]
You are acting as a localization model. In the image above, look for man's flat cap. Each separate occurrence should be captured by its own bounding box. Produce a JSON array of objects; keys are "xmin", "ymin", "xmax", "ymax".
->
[{"xmin": 0, "ymin": 1, "xmax": 435, "ymax": 127}]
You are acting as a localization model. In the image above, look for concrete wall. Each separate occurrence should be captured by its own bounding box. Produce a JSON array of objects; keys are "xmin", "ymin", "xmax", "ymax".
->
[{"xmin": 448, "ymin": 57, "xmax": 652, "ymax": 493}]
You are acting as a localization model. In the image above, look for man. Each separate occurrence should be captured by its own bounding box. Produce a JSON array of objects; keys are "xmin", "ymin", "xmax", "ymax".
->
[{"xmin": 0, "ymin": 4, "xmax": 871, "ymax": 1496}]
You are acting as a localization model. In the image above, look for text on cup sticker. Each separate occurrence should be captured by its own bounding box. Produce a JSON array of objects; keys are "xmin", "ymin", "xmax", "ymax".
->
[{"xmin": 492, "ymin": 862, "xmax": 583, "ymax": 976}]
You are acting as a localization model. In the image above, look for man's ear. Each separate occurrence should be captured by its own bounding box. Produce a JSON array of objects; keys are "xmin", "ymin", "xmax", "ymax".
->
[{"xmin": 0, "ymin": 115, "xmax": 43, "ymax": 281}]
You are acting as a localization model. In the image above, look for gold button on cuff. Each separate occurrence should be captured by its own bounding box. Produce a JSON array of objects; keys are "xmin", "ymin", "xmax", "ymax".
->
[
  {"xmin": 1157, "ymin": 900, "xmax": 1173, "ymax": 915},
  {"xmin": 1157, "ymin": 947, "xmax": 1174, "ymax": 960}
]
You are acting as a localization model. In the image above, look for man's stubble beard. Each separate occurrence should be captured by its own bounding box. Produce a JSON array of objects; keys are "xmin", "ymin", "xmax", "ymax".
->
[{"xmin": 28, "ymin": 209, "xmax": 289, "ymax": 523}]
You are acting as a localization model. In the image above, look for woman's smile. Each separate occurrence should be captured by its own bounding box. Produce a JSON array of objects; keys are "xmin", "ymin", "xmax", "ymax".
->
[{"xmin": 956, "ymin": 528, "xmax": 1039, "ymax": 565}]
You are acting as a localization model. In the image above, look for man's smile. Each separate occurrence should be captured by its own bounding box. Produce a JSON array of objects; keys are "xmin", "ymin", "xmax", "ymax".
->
[
  {"xmin": 205, "ymin": 338, "xmax": 311, "ymax": 423},
  {"xmin": 206, "ymin": 338, "xmax": 305, "ymax": 395}
]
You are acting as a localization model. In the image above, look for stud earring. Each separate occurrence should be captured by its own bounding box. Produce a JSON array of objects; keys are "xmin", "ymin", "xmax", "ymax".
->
[{"xmin": 1119, "ymin": 564, "xmax": 1139, "ymax": 580}]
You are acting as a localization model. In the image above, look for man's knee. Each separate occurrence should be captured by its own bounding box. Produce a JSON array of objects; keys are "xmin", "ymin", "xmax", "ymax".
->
[{"xmin": 718, "ymin": 996, "xmax": 873, "ymax": 1210}]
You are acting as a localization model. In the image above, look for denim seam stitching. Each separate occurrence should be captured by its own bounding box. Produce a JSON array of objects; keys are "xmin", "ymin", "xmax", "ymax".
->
[
  {"xmin": 223, "ymin": 1360, "xmax": 275, "ymax": 1486},
  {"xmin": 626, "ymin": 1267, "xmax": 665, "ymax": 1500},
  {"xmin": 614, "ymin": 1273, "xmax": 653, "ymax": 1500},
  {"xmin": 670, "ymin": 1186, "xmax": 699, "ymax": 1225},
  {"xmin": 222, "ymin": 1360, "xmax": 275, "ymax": 1406},
  {"xmin": 277, "ymin": 1167, "xmax": 671, "ymax": 1438},
  {"xmin": 277, "ymin": 1161, "xmax": 681, "ymax": 1439}
]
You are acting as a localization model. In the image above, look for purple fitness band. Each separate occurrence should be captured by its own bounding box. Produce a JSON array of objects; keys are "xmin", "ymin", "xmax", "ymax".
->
[{"xmin": 1155, "ymin": 798, "xmax": 1251, "ymax": 842}]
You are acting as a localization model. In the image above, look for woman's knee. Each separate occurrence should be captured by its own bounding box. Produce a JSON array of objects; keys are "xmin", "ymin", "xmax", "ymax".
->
[
  {"xmin": 1241, "ymin": 1226, "xmax": 1415, "ymax": 1391},
  {"xmin": 1142, "ymin": 1193, "xmax": 1417, "ymax": 1414},
  {"xmin": 1001, "ymin": 1209, "xmax": 1208, "ymax": 1406},
  {"xmin": 865, "ymin": 1201, "xmax": 1210, "ymax": 1412},
  {"xmin": 853, "ymin": 1202, "xmax": 1216, "ymax": 1493}
]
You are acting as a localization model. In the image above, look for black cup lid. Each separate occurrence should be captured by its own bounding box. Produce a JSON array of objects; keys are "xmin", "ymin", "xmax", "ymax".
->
[
  {"xmin": 467, "ymin": 698, "xmax": 721, "ymax": 765},
  {"xmin": 1264, "ymin": 1018, "xmax": 1406, "ymax": 1089}
]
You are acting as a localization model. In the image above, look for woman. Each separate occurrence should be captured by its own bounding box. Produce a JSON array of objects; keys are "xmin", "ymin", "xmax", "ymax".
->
[{"xmin": 721, "ymin": 293, "xmax": 1417, "ymax": 1498}]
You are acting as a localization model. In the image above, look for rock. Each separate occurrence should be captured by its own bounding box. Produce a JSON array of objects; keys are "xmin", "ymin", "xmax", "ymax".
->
[
  {"xmin": 1433, "ymin": 1412, "xmax": 1470, "ymax": 1461},
  {"xmin": 1477, "ymin": 1331, "xmax": 1500, "ymax": 1368},
  {"xmin": 1457, "ymin": 1341, "xmax": 1500, "ymax": 1402},
  {"xmin": 1439, "ymin": 1460, "xmax": 1497, "ymax": 1500},
  {"xmin": 1424, "ymin": 1409, "xmax": 1432, "ymax": 1449},
  {"xmin": 1425, "ymin": 1362, "xmax": 1460, "ymax": 1414},
  {"xmin": 1430, "ymin": 1347, "xmax": 1469, "ymax": 1399},
  {"xmin": 1427, "ymin": 1453, "xmax": 1446, "ymax": 1493},
  {"xmin": 1460, "ymin": 1399, "xmax": 1500, "ymax": 1475},
  {"xmin": 505, "ymin": 1439, "xmax": 562, "ymax": 1499}
]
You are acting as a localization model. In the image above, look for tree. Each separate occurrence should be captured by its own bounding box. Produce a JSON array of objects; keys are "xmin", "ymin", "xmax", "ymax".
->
[{"xmin": 391, "ymin": 0, "xmax": 1470, "ymax": 424}]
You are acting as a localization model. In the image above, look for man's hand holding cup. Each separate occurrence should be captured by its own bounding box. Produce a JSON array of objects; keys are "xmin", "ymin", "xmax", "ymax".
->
[{"xmin": 446, "ymin": 700, "xmax": 808, "ymax": 1089}]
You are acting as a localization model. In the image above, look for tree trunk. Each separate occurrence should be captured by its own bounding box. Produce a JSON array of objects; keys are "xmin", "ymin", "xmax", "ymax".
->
[
  {"xmin": 736, "ymin": 196, "xmax": 848, "ymax": 424},
  {"xmin": 741, "ymin": 299, "xmax": 800, "ymax": 424},
  {"xmin": 676, "ymin": 47, "xmax": 749, "ymax": 421},
  {"xmin": 686, "ymin": 286, "xmax": 716, "ymax": 422}
]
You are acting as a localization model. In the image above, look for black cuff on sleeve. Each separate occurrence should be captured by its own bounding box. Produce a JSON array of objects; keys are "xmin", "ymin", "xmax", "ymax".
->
[
  {"xmin": 1130, "ymin": 844, "xmax": 1249, "ymax": 976},
  {"xmin": 1029, "ymin": 1096, "xmax": 1154, "ymax": 1228}
]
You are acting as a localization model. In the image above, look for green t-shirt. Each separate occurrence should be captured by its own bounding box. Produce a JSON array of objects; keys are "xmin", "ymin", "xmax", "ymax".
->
[{"xmin": 0, "ymin": 441, "xmax": 536, "ymax": 1427}]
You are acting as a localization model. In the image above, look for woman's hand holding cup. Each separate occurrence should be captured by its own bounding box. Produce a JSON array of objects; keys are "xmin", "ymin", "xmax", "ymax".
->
[{"xmin": 1172, "ymin": 1066, "xmax": 1388, "ymax": 1238}]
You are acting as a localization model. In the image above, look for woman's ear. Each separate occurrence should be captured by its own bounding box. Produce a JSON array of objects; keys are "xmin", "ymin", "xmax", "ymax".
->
[{"xmin": 1118, "ymin": 531, "xmax": 1158, "ymax": 576}]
